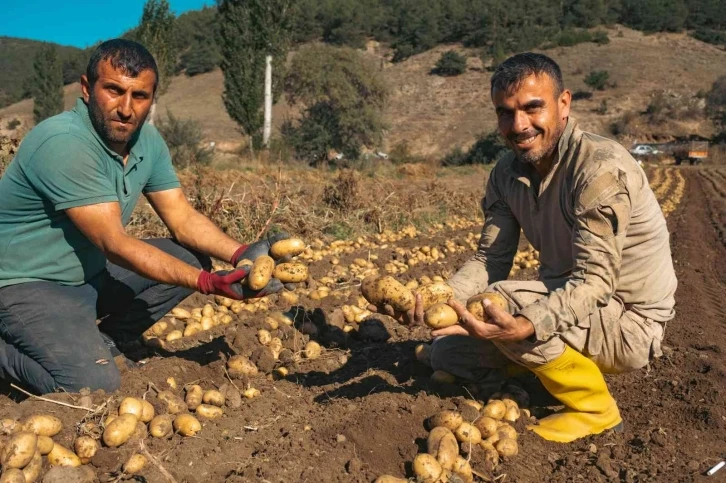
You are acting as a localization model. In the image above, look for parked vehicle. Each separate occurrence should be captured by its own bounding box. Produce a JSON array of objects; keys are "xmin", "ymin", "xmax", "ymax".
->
[
  {"xmin": 674, "ymin": 140, "xmax": 709, "ymax": 165},
  {"xmin": 630, "ymin": 144, "xmax": 660, "ymax": 157}
]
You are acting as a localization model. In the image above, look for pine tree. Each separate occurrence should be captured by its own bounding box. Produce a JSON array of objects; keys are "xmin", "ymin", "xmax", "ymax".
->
[
  {"xmin": 218, "ymin": 0, "xmax": 294, "ymax": 154},
  {"xmin": 32, "ymin": 44, "xmax": 64, "ymax": 125},
  {"xmin": 134, "ymin": 0, "xmax": 177, "ymax": 96}
]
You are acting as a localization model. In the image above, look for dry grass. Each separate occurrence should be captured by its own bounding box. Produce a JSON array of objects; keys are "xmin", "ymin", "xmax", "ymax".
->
[{"xmin": 125, "ymin": 164, "xmax": 487, "ymax": 244}]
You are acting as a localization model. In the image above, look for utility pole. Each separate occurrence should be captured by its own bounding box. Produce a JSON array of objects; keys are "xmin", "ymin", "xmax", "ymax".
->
[{"xmin": 263, "ymin": 55, "xmax": 272, "ymax": 147}]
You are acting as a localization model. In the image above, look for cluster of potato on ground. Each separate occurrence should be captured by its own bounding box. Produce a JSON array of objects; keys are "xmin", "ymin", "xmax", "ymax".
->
[{"xmin": 375, "ymin": 393, "xmax": 528, "ymax": 483}]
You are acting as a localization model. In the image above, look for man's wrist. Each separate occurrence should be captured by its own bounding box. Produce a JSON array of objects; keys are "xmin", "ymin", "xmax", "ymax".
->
[{"xmin": 515, "ymin": 315, "xmax": 536, "ymax": 340}]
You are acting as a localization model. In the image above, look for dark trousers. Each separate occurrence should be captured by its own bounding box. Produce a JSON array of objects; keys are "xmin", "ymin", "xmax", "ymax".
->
[{"xmin": 0, "ymin": 239, "xmax": 211, "ymax": 394}]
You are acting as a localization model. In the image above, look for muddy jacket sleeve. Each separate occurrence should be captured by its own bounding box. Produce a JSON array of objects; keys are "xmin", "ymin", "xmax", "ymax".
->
[
  {"xmin": 448, "ymin": 173, "xmax": 520, "ymax": 302},
  {"xmin": 518, "ymin": 169, "xmax": 631, "ymax": 341}
]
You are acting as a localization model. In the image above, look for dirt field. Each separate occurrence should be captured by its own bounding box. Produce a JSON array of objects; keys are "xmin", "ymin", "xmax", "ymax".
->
[{"xmin": 2, "ymin": 165, "xmax": 726, "ymax": 482}]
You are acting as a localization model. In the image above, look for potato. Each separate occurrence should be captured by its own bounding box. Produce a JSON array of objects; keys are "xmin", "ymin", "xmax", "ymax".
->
[
  {"xmin": 165, "ymin": 330, "xmax": 182, "ymax": 342},
  {"xmin": 0, "ymin": 419, "xmax": 17, "ymax": 435},
  {"xmin": 73, "ymin": 436, "xmax": 98, "ymax": 465},
  {"xmin": 455, "ymin": 422, "xmax": 482, "ymax": 445},
  {"xmin": 460, "ymin": 400, "xmax": 482, "ymax": 412},
  {"xmin": 119, "ymin": 397, "xmax": 143, "ymax": 419},
  {"xmin": 173, "ymin": 414, "xmax": 201, "ymax": 437},
  {"xmin": 123, "ymin": 453, "xmax": 147, "ymax": 475},
  {"xmin": 148, "ymin": 321, "xmax": 168, "ymax": 337},
  {"xmin": 303, "ymin": 341, "xmax": 322, "ymax": 360},
  {"xmin": 243, "ymin": 388, "xmax": 261, "ymax": 398},
  {"xmin": 412, "ymin": 453, "xmax": 443, "ymax": 483},
  {"xmin": 474, "ymin": 417, "xmax": 498, "ymax": 438},
  {"xmin": 430, "ymin": 370, "xmax": 456, "ymax": 384},
  {"xmin": 424, "ymin": 303, "xmax": 458, "ymax": 329},
  {"xmin": 47, "ymin": 443, "xmax": 81, "ymax": 467},
  {"xmin": 148, "ymin": 415, "xmax": 173, "ymax": 439},
  {"xmin": 36, "ymin": 435, "xmax": 54, "ymax": 455},
  {"xmin": 365, "ymin": 276, "xmax": 415, "ymax": 312},
  {"xmin": 466, "ymin": 292, "xmax": 509, "ymax": 322},
  {"xmin": 503, "ymin": 406, "xmax": 520, "ymax": 423},
  {"xmin": 102, "ymin": 414, "xmax": 138, "ymax": 447},
  {"xmin": 482, "ymin": 447, "xmax": 499, "ymax": 470},
  {"xmin": 140, "ymin": 399, "xmax": 155, "ymax": 423},
  {"xmin": 0, "ymin": 468, "xmax": 26, "ymax": 483},
  {"xmin": 415, "ymin": 343, "xmax": 432, "ymax": 366},
  {"xmin": 227, "ymin": 355, "xmax": 259, "ymax": 377},
  {"xmin": 373, "ymin": 476, "xmax": 408, "ymax": 483},
  {"xmin": 427, "ymin": 427, "xmax": 459, "ymax": 471},
  {"xmin": 482, "ymin": 400, "xmax": 507, "ymax": 420},
  {"xmin": 202, "ymin": 304, "xmax": 215, "ymax": 317},
  {"xmin": 201, "ymin": 317, "xmax": 215, "ymax": 331},
  {"xmin": 269, "ymin": 338, "xmax": 283, "ymax": 359},
  {"xmin": 157, "ymin": 391, "xmax": 186, "ymax": 414},
  {"xmin": 185, "ymin": 385, "xmax": 203, "ymax": 410},
  {"xmin": 248, "ymin": 256, "xmax": 275, "ymax": 290},
  {"xmin": 428, "ymin": 411, "xmax": 463, "ymax": 432},
  {"xmin": 1, "ymin": 432, "xmax": 37, "ymax": 469},
  {"xmin": 502, "ymin": 398, "xmax": 519, "ymax": 410},
  {"xmin": 452, "ymin": 455, "xmax": 474, "ymax": 483},
  {"xmin": 235, "ymin": 258, "xmax": 254, "ymax": 269},
  {"xmin": 270, "ymin": 238, "xmax": 306, "ymax": 259},
  {"xmin": 273, "ymin": 263, "xmax": 309, "ymax": 283},
  {"xmin": 257, "ymin": 329, "xmax": 272, "ymax": 346},
  {"xmin": 416, "ymin": 282, "xmax": 454, "ymax": 310},
  {"xmin": 497, "ymin": 424, "xmax": 517, "ymax": 441},
  {"xmin": 484, "ymin": 433, "xmax": 500, "ymax": 446},
  {"xmin": 21, "ymin": 415, "xmax": 62, "ymax": 437},
  {"xmin": 22, "ymin": 450, "xmax": 42, "ymax": 483},
  {"xmin": 202, "ymin": 390, "xmax": 225, "ymax": 407},
  {"xmin": 496, "ymin": 438, "xmax": 519, "ymax": 457},
  {"xmin": 171, "ymin": 307, "xmax": 192, "ymax": 319},
  {"xmin": 196, "ymin": 404, "xmax": 224, "ymax": 419}
]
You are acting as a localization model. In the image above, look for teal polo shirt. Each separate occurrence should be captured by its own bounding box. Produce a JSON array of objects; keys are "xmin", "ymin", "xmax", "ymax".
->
[{"xmin": 0, "ymin": 98, "xmax": 180, "ymax": 288}]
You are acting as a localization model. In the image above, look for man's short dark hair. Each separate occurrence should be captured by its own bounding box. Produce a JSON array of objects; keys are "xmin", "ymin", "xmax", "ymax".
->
[
  {"xmin": 491, "ymin": 53, "xmax": 564, "ymax": 97},
  {"xmin": 86, "ymin": 39, "xmax": 159, "ymax": 93}
]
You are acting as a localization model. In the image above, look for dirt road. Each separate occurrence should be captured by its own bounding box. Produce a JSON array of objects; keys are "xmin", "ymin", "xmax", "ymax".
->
[{"xmin": 1, "ymin": 166, "xmax": 725, "ymax": 482}]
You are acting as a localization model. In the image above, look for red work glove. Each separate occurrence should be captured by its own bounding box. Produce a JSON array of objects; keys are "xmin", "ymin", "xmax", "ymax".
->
[{"xmin": 197, "ymin": 268, "xmax": 283, "ymax": 300}]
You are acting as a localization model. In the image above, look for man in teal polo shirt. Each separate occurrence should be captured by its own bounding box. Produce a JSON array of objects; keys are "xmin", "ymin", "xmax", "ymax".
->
[{"xmin": 0, "ymin": 39, "xmax": 284, "ymax": 394}]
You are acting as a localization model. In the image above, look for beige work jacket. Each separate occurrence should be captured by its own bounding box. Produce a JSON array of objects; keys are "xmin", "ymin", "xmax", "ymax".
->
[{"xmin": 448, "ymin": 118, "xmax": 677, "ymax": 341}]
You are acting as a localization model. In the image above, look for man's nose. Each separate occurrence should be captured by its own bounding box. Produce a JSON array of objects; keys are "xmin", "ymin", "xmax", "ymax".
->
[
  {"xmin": 512, "ymin": 110, "xmax": 530, "ymax": 133},
  {"xmin": 117, "ymin": 94, "xmax": 132, "ymax": 119}
]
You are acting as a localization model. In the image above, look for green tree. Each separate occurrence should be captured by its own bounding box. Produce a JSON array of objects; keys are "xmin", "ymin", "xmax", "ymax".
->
[
  {"xmin": 133, "ymin": 0, "xmax": 177, "ymax": 96},
  {"xmin": 562, "ymin": 0, "xmax": 608, "ymax": 28},
  {"xmin": 31, "ymin": 44, "xmax": 64, "ymax": 124},
  {"xmin": 620, "ymin": 0, "xmax": 688, "ymax": 32},
  {"xmin": 707, "ymin": 75, "xmax": 726, "ymax": 132},
  {"xmin": 218, "ymin": 0, "xmax": 294, "ymax": 154},
  {"xmin": 432, "ymin": 50, "xmax": 467, "ymax": 76},
  {"xmin": 284, "ymin": 45, "xmax": 387, "ymax": 163}
]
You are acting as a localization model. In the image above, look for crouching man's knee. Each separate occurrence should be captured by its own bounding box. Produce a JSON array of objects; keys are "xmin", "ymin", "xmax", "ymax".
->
[{"xmin": 56, "ymin": 361, "xmax": 121, "ymax": 393}]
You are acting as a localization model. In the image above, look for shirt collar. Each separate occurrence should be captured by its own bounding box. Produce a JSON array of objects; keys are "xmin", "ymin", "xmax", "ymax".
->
[{"xmin": 73, "ymin": 97, "xmax": 144, "ymax": 169}]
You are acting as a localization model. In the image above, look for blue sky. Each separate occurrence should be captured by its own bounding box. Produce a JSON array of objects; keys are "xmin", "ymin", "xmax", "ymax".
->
[{"xmin": 0, "ymin": 0, "xmax": 213, "ymax": 48}]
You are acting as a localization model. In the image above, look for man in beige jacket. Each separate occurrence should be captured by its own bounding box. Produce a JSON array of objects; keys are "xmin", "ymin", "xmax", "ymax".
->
[{"xmin": 419, "ymin": 53, "xmax": 676, "ymax": 443}]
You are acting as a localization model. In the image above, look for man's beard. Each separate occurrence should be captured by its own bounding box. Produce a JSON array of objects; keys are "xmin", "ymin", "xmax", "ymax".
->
[
  {"xmin": 513, "ymin": 120, "xmax": 566, "ymax": 166},
  {"xmin": 87, "ymin": 93, "xmax": 147, "ymax": 147}
]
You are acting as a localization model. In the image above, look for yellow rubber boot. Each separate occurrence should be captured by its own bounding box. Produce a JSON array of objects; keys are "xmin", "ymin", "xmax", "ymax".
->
[{"xmin": 527, "ymin": 346, "xmax": 623, "ymax": 443}]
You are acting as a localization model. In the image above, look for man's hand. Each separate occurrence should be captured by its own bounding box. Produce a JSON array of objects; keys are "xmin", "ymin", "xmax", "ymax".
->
[
  {"xmin": 431, "ymin": 298, "xmax": 535, "ymax": 342},
  {"xmin": 367, "ymin": 293, "xmax": 425, "ymax": 325},
  {"xmin": 197, "ymin": 267, "xmax": 283, "ymax": 300},
  {"xmin": 230, "ymin": 232, "xmax": 290, "ymax": 267}
]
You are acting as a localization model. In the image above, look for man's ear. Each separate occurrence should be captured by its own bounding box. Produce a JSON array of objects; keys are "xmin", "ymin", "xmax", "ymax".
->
[
  {"xmin": 80, "ymin": 75, "xmax": 91, "ymax": 103},
  {"xmin": 560, "ymin": 89, "xmax": 572, "ymax": 120}
]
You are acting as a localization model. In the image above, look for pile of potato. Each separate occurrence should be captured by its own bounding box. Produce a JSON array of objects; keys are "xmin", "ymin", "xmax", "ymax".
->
[
  {"xmin": 361, "ymin": 276, "xmax": 454, "ymax": 316},
  {"xmin": 375, "ymin": 397, "xmax": 524, "ymax": 483},
  {"xmin": 508, "ymin": 245, "xmax": 540, "ymax": 278},
  {"xmin": 0, "ymin": 415, "xmax": 62, "ymax": 482}
]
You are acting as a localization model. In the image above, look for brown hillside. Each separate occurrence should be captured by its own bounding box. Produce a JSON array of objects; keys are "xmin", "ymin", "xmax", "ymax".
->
[{"xmin": 2, "ymin": 26, "xmax": 725, "ymax": 156}]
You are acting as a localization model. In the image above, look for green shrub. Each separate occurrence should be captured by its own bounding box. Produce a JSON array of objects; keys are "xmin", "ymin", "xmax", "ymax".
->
[
  {"xmin": 442, "ymin": 132, "xmax": 508, "ymax": 166},
  {"xmin": 432, "ymin": 50, "xmax": 467, "ymax": 76},
  {"xmin": 584, "ymin": 70, "xmax": 610, "ymax": 90},
  {"xmin": 156, "ymin": 110, "xmax": 214, "ymax": 168},
  {"xmin": 6, "ymin": 118, "xmax": 20, "ymax": 130}
]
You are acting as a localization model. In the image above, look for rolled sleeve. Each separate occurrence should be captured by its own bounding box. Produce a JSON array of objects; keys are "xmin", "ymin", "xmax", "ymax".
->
[
  {"xmin": 143, "ymin": 132, "xmax": 180, "ymax": 194},
  {"xmin": 518, "ymin": 169, "xmax": 631, "ymax": 340},
  {"xmin": 448, "ymin": 172, "xmax": 520, "ymax": 302},
  {"xmin": 24, "ymin": 137, "xmax": 118, "ymax": 211}
]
